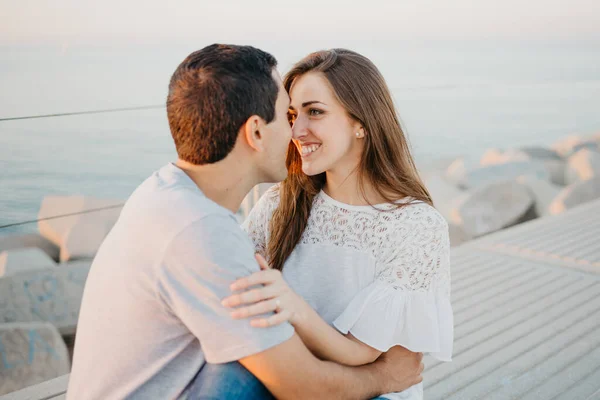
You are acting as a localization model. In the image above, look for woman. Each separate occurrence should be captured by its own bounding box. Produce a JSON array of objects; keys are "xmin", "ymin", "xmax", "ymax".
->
[{"xmin": 223, "ymin": 49, "xmax": 453, "ymax": 399}]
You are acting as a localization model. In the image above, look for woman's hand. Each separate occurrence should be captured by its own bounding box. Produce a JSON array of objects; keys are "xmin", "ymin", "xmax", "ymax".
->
[{"xmin": 221, "ymin": 254, "xmax": 307, "ymax": 328}]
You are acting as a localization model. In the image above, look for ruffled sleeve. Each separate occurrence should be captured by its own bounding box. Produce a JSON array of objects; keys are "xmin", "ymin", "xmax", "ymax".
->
[
  {"xmin": 333, "ymin": 203, "xmax": 453, "ymax": 361},
  {"xmin": 241, "ymin": 185, "xmax": 280, "ymax": 258}
]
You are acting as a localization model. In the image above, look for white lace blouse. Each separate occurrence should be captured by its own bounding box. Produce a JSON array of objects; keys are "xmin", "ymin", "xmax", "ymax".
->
[{"xmin": 242, "ymin": 186, "xmax": 453, "ymax": 400}]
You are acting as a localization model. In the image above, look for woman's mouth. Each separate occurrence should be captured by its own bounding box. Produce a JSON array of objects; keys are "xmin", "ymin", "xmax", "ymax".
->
[{"xmin": 301, "ymin": 144, "xmax": 322, "ymax": 157}]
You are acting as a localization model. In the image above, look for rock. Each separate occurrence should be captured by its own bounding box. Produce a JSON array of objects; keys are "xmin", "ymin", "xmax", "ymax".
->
[
  {"xmin": 552, "ymin": 134, "xmax": 585, "ymax": 158},
  {"xmin": 38, "ymin": 196, "xmax": 122, "ymax": 262},
  {"xmin": 549, "ymin": 176, "xmax": 600, "ymax": 215},
  {"xmin": 0, "ymin": 234, "xmax": 60, "ymax": 262},
  {"xmin": 519, "ymin": 146, "xmax": 566, "ymax": 185},
  {"xmin": 445, "ymin": 157, "xmax": 474, "ymax": 188},
  {"xmin": 542, "ymin": 159, "xmax": 567, "ymax": 186},
  {"xmin": 0, "ymin": 260, "xmax": 92, "ymax": 334},
  {"xmin": 480, "ymin": 147, "xmax": 565, "ymax": 185},
  {"xmin": 0, "ymin": 322, "xmax": 70, "ymax": 395},
  {"xmin": 0, "ymin": 248, "xmax": 56, "ymax": 277},
  {"xmin": 515, "ymin": 176, "xmax": 563, "ymax": 217},
  {"xmin": 571, "ymin": 141, "xmax": 600, "ymax": 154},
  {"xmin": 519, "ymin": 146, "xmax": 562, "ymax": 160},
  {"xmin": 480, "ymin": 148, "xmax": 529, "ymax": 166},
  {"xmin": 450, "ymin": 181, "xmax": 535, "ymax": 237},
  {"xmin": 565, "ymin": 149, "xmax": 600, "ymax": 185},
  {"xmin": 460, "ymin": 161, "xmax": 550, "ymax": 189},
  {"xmin": 423, "ymin": 172, "xmax": 465, "ymax": 222}
]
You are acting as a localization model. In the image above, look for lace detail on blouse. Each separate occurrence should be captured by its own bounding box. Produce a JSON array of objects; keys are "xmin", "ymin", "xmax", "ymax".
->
[{"xmin": 242, "ymin": 187, "xmax": 451, "ymax": 295}]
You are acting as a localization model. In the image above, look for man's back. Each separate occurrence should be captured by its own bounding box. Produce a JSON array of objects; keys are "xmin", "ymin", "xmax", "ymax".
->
[{"xmin": 67, "ymin": 163, "xmax": 293, "ymax": 399}]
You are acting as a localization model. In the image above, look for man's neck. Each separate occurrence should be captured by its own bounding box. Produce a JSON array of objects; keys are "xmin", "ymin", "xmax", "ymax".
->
[{"xmin": 176, "ymin": 159, "xmax": 257, "ymax": 214}]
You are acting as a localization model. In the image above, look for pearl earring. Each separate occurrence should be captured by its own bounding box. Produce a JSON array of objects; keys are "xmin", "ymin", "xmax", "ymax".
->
[{"xmin": 355, "ymin": 132, "xmax": 360, "ymax": 138}]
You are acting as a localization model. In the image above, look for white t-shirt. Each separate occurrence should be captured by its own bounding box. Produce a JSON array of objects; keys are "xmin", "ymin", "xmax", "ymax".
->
[
  {"xmin": 67, "ymin": 164, "xmax": 294, "ymax": 400},
  {"xmin": 243, "ymin": 186, "xmax": 453, "ymax": 400}
]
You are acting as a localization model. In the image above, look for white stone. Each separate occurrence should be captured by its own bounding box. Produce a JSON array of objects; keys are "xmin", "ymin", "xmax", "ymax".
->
[
  {"xmin": 0, "ymin": 260, "xmax": 92, "ymax": 334},
  {"xmin": 38, "ymin": 196, "xmax": 122, "ymax": 262},
  {"xmin": 549, "ymin": 176, "xmax": 600, "ymax": 215},
  {"xmin": 450, "ymin": 181, "xmax": 534, "ymax": 237},
  {"xmin": 0, "ymin": 322, "xmax": 70, "ymax": 395},
  {"xmin": 565, "ymin": 149, "xmax": 600, "ymax": 185},
  {"xmin": 0, "ymin": 248, "xmax": 56, "ymax": 278},
  {"xmin": 515, "ymin": 176, "xmax": 563, "ymax": 217},
  {"xmin": 0, "ymin": 234, "xmax": 60, "ymax": 262}
]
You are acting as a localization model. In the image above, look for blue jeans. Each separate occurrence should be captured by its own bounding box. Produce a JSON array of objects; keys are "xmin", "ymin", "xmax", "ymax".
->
[
  {"xmin": 186, "ymin": 361, "xmax": 388, "ymax": 399},
  {"xmin": 186, "ymin": 361, "xmax": 275, "ymax": 400}
]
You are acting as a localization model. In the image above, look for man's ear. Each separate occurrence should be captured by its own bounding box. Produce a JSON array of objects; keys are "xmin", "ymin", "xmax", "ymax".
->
[{"xmin": 242, "ymin": 115, "xmax": 265, "ymax": 152}]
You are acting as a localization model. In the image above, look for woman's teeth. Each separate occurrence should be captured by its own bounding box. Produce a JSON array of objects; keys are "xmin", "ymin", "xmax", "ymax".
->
[{"xmin": 301, "ymin": 144, "xmax": 321, "ymax": 156}]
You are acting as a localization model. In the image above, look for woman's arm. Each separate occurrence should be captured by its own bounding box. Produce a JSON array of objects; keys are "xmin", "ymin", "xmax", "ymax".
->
[
  {"xmin": 222, "ymin": 254, "xmax": 382, "ymax": 366},
  {"xmin": 293, "ymin": 300, "xmax": 382, "ymax": 366}
]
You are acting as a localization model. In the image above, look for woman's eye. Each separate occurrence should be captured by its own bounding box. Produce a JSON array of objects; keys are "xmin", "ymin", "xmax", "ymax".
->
[{"xmin": 309, "ymin": 109, "xmax": 322, "ymax": 116}]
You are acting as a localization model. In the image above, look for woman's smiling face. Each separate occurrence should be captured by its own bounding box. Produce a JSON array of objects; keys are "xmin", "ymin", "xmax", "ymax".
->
[{"xmin": 288, "ymin": 72, "xmax": 364, "ymax": 177}]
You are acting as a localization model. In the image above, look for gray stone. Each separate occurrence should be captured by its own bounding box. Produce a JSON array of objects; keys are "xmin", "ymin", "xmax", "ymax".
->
[
  {"xmin": 0, "ymin": 260, "xmax": 92, "ymax": 334},
  {"xmin": 480, "ymin": 148, "xmax": 565, "ymax": 185},
  {"xmin": 519, "ymin": 146, "xmax": 562, "ymax": 160},
  {"xmin": 542, "ymin": 158, "xmax": 567, "ymax": 186},
  {"xmin": 571, "ymin": 141, "xmax": 600, "ymax": 154},
  {"xmin": 450, "ymin": 181, "xmax": 535, "ymax": 237},
  {"xmin": 552, "ymin": 134, "xmax": 585, "ymax": 158},
  {"xmin": 0, "ymin": 234, "xmax": 60, "ymax": 263},
  {"xmin": 565, "ymin": 149, "xmax": 600, "ymax": 185},
  {"xmin": 38, "ymin": 196, "xmax": 122, "ymax": 262},
  {"xmin": 0, "ymin": 248, "xmax": 56, "ymax": 278},
  {"xmin": 549, "ymin": 176, "xmax": 600, "ymax": 215},
  {"xmin": 445, "ymin": 157, "xmax": 475, "ymax": 188},
  {"xmin": 0, "ymin": 322, "xmax": 69, "ymax": 395},
  {"xmin": 422, "ymin": 172, "xmax": 465, "ymax": 222},
  {"xmin": 515, "ymin": 176, "xmax": 563, "ymax": 217},
  {"xmin": 479, "ymin": 148, "xmax": 529, "ymax": 166},
  {"xmin": 460, "ymin": 161, "xmax": 550, "ymax": 189}
]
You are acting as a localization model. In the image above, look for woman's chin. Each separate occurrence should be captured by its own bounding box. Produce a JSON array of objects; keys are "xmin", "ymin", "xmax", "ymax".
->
[{"xmin": 302, "ymin": 164, "xmax": 325, "ymax": 177}]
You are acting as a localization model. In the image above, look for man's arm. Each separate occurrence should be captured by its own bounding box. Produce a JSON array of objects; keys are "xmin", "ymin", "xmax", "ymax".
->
[
  {"xmin": 161, "ymin": 217, "xmax": 422, "ymax": 397},
  {"xmin": 241, "ymin": 334, "xmax": 423, "ymax": 400}
]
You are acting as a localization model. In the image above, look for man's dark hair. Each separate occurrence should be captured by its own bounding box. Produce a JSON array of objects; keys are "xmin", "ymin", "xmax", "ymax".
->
[{"xmin": 167, "ymin": 44, "xmax": 278, "ymax": 165}]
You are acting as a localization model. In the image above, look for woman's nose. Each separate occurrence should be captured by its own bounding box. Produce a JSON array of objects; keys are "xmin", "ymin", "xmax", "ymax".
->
[{"xmin": 292, "ymin": 115, "xmax": 308, "ymax": 140}]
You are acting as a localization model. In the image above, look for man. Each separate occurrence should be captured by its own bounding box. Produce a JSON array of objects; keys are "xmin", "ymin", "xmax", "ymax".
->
[{"xmin": 67, "ymin": 44, "xmax": 423, "ymax": 399}]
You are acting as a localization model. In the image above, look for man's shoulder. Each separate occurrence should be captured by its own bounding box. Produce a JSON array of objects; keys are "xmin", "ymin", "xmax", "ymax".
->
[{"xmin": 121, "ymin": 165, "xmax": 238, "ymax": 242}]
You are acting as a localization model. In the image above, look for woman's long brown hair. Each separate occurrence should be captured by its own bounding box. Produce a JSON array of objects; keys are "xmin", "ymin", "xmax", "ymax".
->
[{"xmin": 268, "ymin": 49, "xmax": 432, "ymax": 271}]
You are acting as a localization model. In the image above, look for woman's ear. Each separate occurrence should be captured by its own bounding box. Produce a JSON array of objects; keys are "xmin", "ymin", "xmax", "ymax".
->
[{"xmin": 354, "ymin": 125, "xmax": 366, "ymax": 139}]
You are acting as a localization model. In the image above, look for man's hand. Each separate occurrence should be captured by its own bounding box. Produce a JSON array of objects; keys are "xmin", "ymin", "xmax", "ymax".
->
[{"xmin": 372, "ymin": 346, "xmax": 424, "ymax": 393}]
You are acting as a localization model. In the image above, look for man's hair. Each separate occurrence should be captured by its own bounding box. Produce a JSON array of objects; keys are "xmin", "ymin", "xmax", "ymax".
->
[{"xmin": 167, "ymin": 44, "xmax": 278, "ymax": 165}]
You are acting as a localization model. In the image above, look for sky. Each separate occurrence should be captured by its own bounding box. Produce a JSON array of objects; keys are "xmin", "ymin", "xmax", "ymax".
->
[{"xmin": 1, "ymin": 0, "xmax": 599, "ymax": 46}]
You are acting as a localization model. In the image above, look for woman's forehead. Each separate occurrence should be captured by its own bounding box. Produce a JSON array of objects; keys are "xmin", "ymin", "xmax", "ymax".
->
[{"xmin": 289, "ymin": 72, "xmax": 335, "ymax": 107}]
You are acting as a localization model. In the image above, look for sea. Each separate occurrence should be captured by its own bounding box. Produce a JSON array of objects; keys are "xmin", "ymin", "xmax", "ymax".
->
[{"xmin": 1, "ymin": 39, "xmax": 599, "ymax": 235}]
